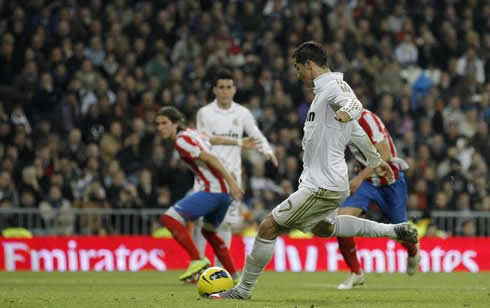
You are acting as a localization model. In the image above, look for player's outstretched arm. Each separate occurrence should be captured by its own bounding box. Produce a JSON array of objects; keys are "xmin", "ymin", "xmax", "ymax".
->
[
  {"xmin": 243, "ymin": 109, "xmax": 278, "ymax": 166},
  {"xmin": 198, "ymin": 151, "xmax": 244, "ymax": 200},
  {"xmin": 209, "ymin": 136, "xmax": 259, "ymax": 149}
]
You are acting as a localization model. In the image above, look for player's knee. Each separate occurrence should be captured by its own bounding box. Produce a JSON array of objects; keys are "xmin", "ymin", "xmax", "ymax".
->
[
  {"xmin": 257, "ymin": 214, "xmax": 284, "ymax": 240},
  {"xmin": 311, "ymin": 220, "xmax": 335, "ymax": 237},
  {"xmin": 162, "ymin": 208, "xmax": 185, "ymax": 225}
]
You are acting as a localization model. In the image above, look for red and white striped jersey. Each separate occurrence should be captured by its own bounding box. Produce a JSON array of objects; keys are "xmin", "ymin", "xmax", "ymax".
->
[
  {"xmin": 174, "ymin": 128, "xmax": 228, "ymax": 193},
  {"xmin": 347, "ymin": 110, "xmax": 407, "ymax": 186}
]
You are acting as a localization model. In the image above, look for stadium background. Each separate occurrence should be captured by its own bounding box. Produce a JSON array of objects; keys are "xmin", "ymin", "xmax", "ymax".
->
[{"xmin": 0, "ymin": 0, "xmax": 489, "ymax": 274}]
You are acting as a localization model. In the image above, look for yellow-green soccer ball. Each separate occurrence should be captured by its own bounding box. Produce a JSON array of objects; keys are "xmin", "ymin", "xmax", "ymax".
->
[{"xmin": 197, "ymin": 267, "xmax": 234, "ymax": 297}]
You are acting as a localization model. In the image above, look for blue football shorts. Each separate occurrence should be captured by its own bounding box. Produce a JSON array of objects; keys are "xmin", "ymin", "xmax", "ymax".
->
[
  {"xmin": 340, "ymin": 171, "xmax": 408, "ymax": 223},
  {"xmin": 171, "ymin": 191, "xmax": 232, "ymax": 227}
]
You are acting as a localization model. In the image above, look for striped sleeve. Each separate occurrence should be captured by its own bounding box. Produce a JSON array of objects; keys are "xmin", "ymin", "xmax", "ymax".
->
[
  {"xmin": 359, "ymin": 112, "xmax": 385, "ymax": 144},
  {"xmin": 175, "ymin": 134, "xmax": 201, "ymax": 160}
]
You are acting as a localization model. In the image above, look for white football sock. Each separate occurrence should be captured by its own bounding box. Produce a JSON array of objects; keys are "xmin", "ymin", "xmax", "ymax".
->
[
  {"xmin": 332, "ymin": 215, "xmax": 397, "ymax": 238},
  {"xmin": 236, "ymin": 237, "xmax": 275, "ymax": 295}
]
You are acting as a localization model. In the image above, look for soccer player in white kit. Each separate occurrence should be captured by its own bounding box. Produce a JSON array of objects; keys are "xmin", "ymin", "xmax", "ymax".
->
[
  {"xmin": 192, "ymin": 70, "xmax": 278, "ymax": 267},
  {"xmin": 210, "ymin": 41, "xmax": 418, "ymax": 300}
]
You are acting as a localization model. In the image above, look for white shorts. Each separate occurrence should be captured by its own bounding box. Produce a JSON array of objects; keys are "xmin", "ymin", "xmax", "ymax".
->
[{"xmin": 272, "ymin": 186, "xmax": 348, "ymax": 232}]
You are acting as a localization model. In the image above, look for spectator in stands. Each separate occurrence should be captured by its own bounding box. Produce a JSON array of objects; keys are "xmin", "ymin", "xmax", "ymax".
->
[
  {"xmin": 456, "ymin": 47, "xmax": 485, "ymax": 84},
  {"xmin": 79, "ymin": 180, "xmax": 108, "ymax": 235},
  {"xmin": 137, "ymin": 169, "xmax": 157, "ymax": 208},
  {"xmin": 0, "ymin": 170, "xmax": 18, "ymax": 207},
  {"xmin": 100, "ymin": 120, "xmax": 123, "ymax": 164},
  {"xmin": 49, "ymin": 171, "xmax": 73, "ymax": 202},
  {"xmin": 31, "ymin": 72, "xmax": 58, "ymax": 126},
  {"xmin": 460, "ymin": 218, "xmax": 477, "ymax": 236},
  {"xmin": 39, "ymin": 185, "xmax": 74, "ymax": 235},
  {"xmin": 63, "ymin": 128, "xmax": 86, "ymax": 164},
  {"xmin": 395, "ymin": 33, "xmax": 418, "ymax": 67},
  {"xmin": 18, "ymin": 166, "xmax": 43, "ymax": 205},
  {"xmin": 11, "ymin": 105, "xmax": 31, "ymax": 135}
]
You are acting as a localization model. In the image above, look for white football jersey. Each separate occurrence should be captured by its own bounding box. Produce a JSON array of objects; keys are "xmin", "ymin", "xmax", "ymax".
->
[
  {"xmin": 300, "ymin": 72, "xmax": 367, "ymax": 192},
  {"xmin": 197, "ymin": 100, "xmax": 273, "ymax": 184}
]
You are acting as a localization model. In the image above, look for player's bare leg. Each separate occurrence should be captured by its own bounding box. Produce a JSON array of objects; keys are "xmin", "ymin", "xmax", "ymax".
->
[
  {"xmin": 336, "ymin": 207, "xmax": 365, "ymax": 290},
  {"xmin": 209, "ymin": 214, "xmax": 287, "ymax": 300}
]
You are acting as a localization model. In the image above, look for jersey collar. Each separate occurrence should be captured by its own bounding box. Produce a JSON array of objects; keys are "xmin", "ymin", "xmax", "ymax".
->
[
  {"xmin": 313, "ymin": 72, "xmax": 343, "ymax": 94},
  {"xmin": 212, "ymin": 100, "xmax": 236, "ymax": 113}
]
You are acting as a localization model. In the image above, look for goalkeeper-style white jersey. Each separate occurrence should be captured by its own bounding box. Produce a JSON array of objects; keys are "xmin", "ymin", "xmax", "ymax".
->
[
  {"xmin": 299, "ymin": 72, "xmax": 381, "ymax": 192},
  {"xmin": 197, "ymin": 100, "xmax": 273, "ymax": 185}
]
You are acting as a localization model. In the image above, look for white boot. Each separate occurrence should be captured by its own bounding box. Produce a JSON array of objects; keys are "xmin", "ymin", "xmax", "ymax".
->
[{"xmin": 337, "ymin": 271, "xmax": 365, "ymax": 290}]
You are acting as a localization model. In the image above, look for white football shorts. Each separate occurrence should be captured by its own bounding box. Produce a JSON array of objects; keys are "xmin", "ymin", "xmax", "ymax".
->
[{"xmin": 272, "ymin": 186, "xmax": 348, "ymax": 232}]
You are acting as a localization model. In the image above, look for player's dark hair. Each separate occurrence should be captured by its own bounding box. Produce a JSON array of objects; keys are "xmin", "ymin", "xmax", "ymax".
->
[
  {"xmin": 158, "ymin": 106, "xmax": 186, "ymax": 125},
  {"xmin": 213, "ymin": 69, "xmax": 234, "ymax": 86},
  {"xmin": 292, "ymin": 41, "xmax": 328, "ymax": 67}
]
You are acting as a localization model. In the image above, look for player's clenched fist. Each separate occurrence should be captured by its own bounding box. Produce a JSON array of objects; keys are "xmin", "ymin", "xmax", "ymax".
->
[
  {"xmin": 334, "ymin": 110, "xmax": 352, "ymax": 123},
  {"xmin": 229, "ymin": 180, "xmax": 244, "ymax": 201},
  {"xmin": 374, "ymin": 160, "xmax": 395, "ymax": 183}
]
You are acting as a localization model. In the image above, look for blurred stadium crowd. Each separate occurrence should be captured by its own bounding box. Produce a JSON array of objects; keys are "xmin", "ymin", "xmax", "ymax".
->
[{"xmin": 0, "ymin": 0, "xmax": 488, "ymax": 236}]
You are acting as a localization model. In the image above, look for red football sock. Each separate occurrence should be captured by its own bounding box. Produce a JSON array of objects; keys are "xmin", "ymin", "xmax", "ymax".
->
[
  {"xmin": 401, "ymin": 241, "xmax": 418, "ymax": 257},
  {"xmin": 202, "ymin": 229, "xmax": 237, "ymax": 276},
  {"xmin": 338, "ymin": 237, "xmax": 361, "ymax": 274},
  {"xmin": 161, "ymin": 215, "xmax": 200, "ymax": 260}
]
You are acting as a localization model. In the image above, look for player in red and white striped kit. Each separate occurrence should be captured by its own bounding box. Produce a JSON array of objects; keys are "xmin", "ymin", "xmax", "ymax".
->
[
  {"xmin": 337, "ymin": 109, "xmax": 419, "ymax": 290},
  {"xmin": 157, "ymin": 106, "xmax": 258, "ymax": 282}
]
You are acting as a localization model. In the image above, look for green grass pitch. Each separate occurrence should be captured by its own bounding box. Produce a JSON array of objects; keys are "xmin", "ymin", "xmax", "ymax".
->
[{"xmin": 0, "ymin": 271, "xmax": 488, "ymax": 308}]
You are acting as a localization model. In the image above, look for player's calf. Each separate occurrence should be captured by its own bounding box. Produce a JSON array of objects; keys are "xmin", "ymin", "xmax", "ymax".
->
[{"xmin": 257, "ymin": 213, "xmax": 287, "ymax": 240}]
